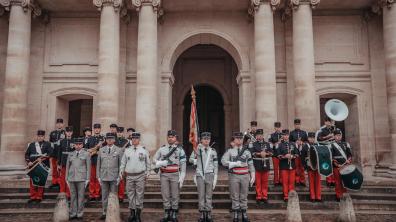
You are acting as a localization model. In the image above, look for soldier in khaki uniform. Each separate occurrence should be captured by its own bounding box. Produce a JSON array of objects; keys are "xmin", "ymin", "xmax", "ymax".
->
[
  {"xmin": 65, "ymin": 137, "xmax": 91, "ymax": 220},
  {"xmin": 120, "ymin": 132, "xmax": 151, "ymax": 222},
  {"xmin": 96, "ymin": 133, "xmax": 123, "ymax": 220},
  {"xmin": 189, "ymin": 132, "xmax": 218, "ymax": 222},
  {"xmin": 222, "ymin": 132, "xmax": 255, "ymax": 222},
  {"xmin": 154, "ymin": 130, "xmax": 187, "ymax": 222}
]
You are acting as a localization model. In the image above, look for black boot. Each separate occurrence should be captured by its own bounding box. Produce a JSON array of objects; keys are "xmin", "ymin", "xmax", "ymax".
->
[
  {"xmin": 232, "ymin": 210, "xmax": 239, "ymax": 222},
  {"xmin": 206, "ymin": 211, "xmax": 213, "ymax": 222},
  {"xmin": 198, "ymin": 211, "xmax": 205, "ymax": 222},
  {"xmin": 136, "ymin": 208, "xmax": 141, "ymax": 222},
  {"xmin": 128, "ymin": 209, "xmax": 136, "ymax": 222},
  {"xmin": 241, "ymin": 209, "xmax": 250, "ymax": 222},
  {"xmin": 160, "ymin": 209, "xmax": 170, "ymax": 222},
  {"xmin": 171, "ymin": 209, "xmax": 178, "ymax": 222}
]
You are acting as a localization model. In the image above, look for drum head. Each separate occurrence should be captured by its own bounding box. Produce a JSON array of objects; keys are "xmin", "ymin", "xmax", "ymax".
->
[
  {"xmin": 340, "ymin": 164, "xmax": 356, "ymax": 175},
  {"xmin": 340, "ymin": 164, "xmax": 363, "ymax": 191}
]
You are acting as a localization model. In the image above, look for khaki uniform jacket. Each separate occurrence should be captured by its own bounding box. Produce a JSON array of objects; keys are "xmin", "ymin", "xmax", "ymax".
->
[
  {"xmin": 96, "ymin": 145, "xmax": 123, "ymax": 181},
  {"xmin": 66, "ymin": 149, "xmax": 91, "ymax": 182}
]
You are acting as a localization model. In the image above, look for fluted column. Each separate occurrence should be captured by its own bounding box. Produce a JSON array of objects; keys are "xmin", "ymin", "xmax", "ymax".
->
[
  {"xmin": 380, "ymin": 0, "xmax": 396, "ymax": 170},
  {"xmin": 133, "ymin": 0, "xmax": 160, "ymax": 154},
  {"xmin": 0, "ymin": 0, "xmax": 40, "ymax": 165},
  {"xmin": 94, "ymin": 0, "xmax": 122, "ymax": 131},
  {"xmin": 290, "ymin": 0, "xmax": 319, "ymax": 131},
  {"xmin": 249, "ymin": 0, "xmax": 279, "ymax": 135}
]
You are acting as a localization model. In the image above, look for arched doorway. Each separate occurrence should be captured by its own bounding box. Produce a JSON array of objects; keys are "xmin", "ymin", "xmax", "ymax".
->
[
  {"xmin": 183, "ymin": 85, "xmax": 225, "ymax": 156},
  {"xmin": 172, "ymin": 44, "xmax": 240, "ymax": 158}
]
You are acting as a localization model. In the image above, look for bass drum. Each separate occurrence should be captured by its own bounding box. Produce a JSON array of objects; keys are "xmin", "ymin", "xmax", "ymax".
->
[
  {"xmin": 339, "ymin": 164, "xmax": 364, "ymax": 191},
  {"xmin": 308, "ymin": 144, "xmax": 333, "ymax": 177}
]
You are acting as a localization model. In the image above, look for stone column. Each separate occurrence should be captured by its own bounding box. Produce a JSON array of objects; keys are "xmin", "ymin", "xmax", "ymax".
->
[
  {"xmin": 94, "ymin": 0, "xmax": 122, "ymax": 131},
  {"xmin": 249, "ymin": 0, "xmax": 278, "ymax": 135},
  {"xmin": 381, "ymin": 1, "xmax": 396, "ymax": 170},
  {"xmin": 0, "ymin": 0, "xmax": 40, "ymax": 166},
  {"xmin": 290, "ymin": 0, "xmax": 320, "ymax": 131},
  {"xmin": 133, "ymin": 0, "xmax": 160, "ymax": 154}
]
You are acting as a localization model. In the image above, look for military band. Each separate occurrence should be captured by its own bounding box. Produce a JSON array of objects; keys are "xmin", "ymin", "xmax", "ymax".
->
[
  {"xmin": 189, "ymin": 132, "xmax": 218, "ymax": 222},
  {"xmin": 65, "ymin": 137, "xmax": 90, "ymax": 220},
  {"xmin": 25, "ymin": 130, "xmax": 52, "ymax": 203},
  {"xmin": 222, "ymin": 132, "xmax": 255, "ymax": 222},
  {"xmin": 24, "ymin": 113, "xmax": 360, "ymax": 221}
]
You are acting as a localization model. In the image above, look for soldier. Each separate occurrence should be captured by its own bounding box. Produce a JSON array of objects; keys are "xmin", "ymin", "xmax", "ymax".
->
[
  {"xmin": 83, "ymin": 127, "xmax": 92, "ymax": 149},
  {"xmin": 289, "ymin": 119, "xmax": 308, "ymax": 143},
  {"xmin": 243, "ymin": 121, "xmax": 257, "ymax": 145},
  {"xmin": 87, "ymin": 123, "xmax": 105, "ymax": 201},
  {"xmin": 126, "ymin": 128, "xmax": 136, "ymax": 140},
  {"xmin": 317, "ymin": 117, "xmax": 336, "ymax": 186},
  {"xmin": 49, "ymin": 118, "xmax": 65, "ymax": 189},
  {"xmin": 119, "ymin": 132, "xmax": 151, "ymax": 222},
  {"xmin": 154, "ymin": 130, "xmax": 187, "ymax": 222},
  {"xmin": 57, "ymin": 126, "xmax": 74, "ymax": 198},
  {"xmin": 115, "ymin": 126, "xmax": 129, "ymax": 202},
  {"xmin": 268, "ymin": 122, "xmax": 282, "ymax": 186},
  {"xmin": 221, "ymin": 132, "xmax": 255, "ymax": 222},
  {"xmin": 110, "ymin": 123, "xmax": 118, "ymax": 134},
  {"xmin": 294, "ymin": 137, "xmax": 306, "ymax": 187},
  {"xmin": 189, "ymin": 132, "xmax": 218, "ymax": 222},
  {"xmin": 331, "ymin": 129, "xmax": 352, "ymax": 201},
  {"xmin": 97, "ymin": 133, "xmax": 123, "ymax": 220},
  {"xmin": 278, "ymin": 129, "xmax": 299, "ymax": 202},
  {"xmin": 65, "ymin": 137, "xmax": 90, "ymax": 220},
  {"xmin": 25, "ymin": 130, "xmax": 52, "ymax": 203},
  {"xmin": 249, "ymin": 129, "xmax": 272, "ymax": 205},
  {"xmin": 300, "ymin": 132, "xmax": 322, "ymax": 202}
]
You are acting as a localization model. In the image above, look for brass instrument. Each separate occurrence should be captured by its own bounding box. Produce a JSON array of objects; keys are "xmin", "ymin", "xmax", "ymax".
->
[
  {"xmin": 243, "ymin": 130, "xmax": 257, "ymax": 143},
  {"xmin": 286, "ymin": 143, "xmax": 292, "ymax": 170},
  {"xmin": 87, "ymin": 141, "xmax": 103, "ymax": 156}
]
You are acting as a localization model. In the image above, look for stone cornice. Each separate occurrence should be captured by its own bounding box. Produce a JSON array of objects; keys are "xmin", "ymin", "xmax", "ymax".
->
[
  {"xmin": 0, "ymin": 0, "xmax": 41, "ymax": 17},
  {"xmin": 289, "ymin": 0, "xmax": 320, "ymax": 10},
  {"xmin": 93, "ymin": 0, "xmax": 123, "ymax": 11}
]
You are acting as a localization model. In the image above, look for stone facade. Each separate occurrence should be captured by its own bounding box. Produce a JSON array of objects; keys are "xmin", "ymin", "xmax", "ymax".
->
[{"xmin": 0, "ymin": 0, "xmax": 395, "ymax": 177}]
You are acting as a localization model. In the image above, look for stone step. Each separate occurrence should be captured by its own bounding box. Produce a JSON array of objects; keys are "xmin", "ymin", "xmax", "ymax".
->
[
  {"xmin": 1, "ymin": 198, "xmax": 395, "ymax": 211},
  {"xmin": 1, "ymin": 191, "xmax": 395, "ymax": 202},
  {"xmin": 0, "ymin": 208, "xmax": 395, "ymax": 222}
]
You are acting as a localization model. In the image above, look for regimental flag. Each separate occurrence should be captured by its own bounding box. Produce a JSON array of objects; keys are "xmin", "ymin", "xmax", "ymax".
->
[
  {"xmin": 189, "ymin": 86, "xmax": 200, "ymax": 154},
  {"xmin": 27, "ymin": 162, "xmax": 49, "ymax": 187}
]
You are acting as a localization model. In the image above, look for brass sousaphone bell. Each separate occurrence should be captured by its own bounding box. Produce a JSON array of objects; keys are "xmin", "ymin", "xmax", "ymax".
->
[{"xmin": 324, "ymin": 99, "xmax": 349, "ymax": 122}]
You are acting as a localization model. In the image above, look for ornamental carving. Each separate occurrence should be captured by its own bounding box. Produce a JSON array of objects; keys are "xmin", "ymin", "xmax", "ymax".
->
[
  {"xmin": 93, "ymin": 0, "xmax": 123, "ymax": 11},
  {"xmin": 248, "ymin": 0, "xmax": 280, "ymax": 19},
  {"xmin": 0, "ymin": 0, "xmax": 41, "ymax": 17},
  {"xmin": 372, "ymin": 0, "xmax": 394, "ymax": 14},
  {"xmin": 290, "ymin": 0, "xmax": 320, "ymax": 10},
  {"xmin": 132, "ymin": 0, "xmax": 161, "ymax": 13}
]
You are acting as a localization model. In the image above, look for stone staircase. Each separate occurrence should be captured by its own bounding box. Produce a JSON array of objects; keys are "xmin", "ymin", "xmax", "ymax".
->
[{"xmin": 0, "ymin": 178, "xmax": 395, "ymax": 221}]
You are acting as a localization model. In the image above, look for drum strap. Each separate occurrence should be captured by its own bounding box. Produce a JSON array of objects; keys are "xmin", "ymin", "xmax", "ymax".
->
[
  {"xmin": 333, "ymin": 142, "xmax": 347, "ymax": 161},
  {"xmin": 35, "ymin": 142, "xmax": 42, "ymax": 155}
]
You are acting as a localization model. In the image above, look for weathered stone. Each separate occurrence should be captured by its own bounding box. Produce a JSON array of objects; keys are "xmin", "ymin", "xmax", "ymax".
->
[
  {"xmin": 105, "ymin": 192, "xmax": 121, "ymax": 222},
  {"xmin": 287, "ymin": 190, "xmax": 302, "ymax": 222},
  {"xmin": 53, "ymin": 193, "xmax": 69, "ymax": 222},
  {"xmin": 337, "ymin": 193, "xmax": 356, "ymax": 222}
]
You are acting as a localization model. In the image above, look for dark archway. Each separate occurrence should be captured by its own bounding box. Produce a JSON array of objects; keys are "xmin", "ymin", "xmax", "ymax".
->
[{"xmin": 182, "ymin": 85, "xmax": 225, "ymax": 157}]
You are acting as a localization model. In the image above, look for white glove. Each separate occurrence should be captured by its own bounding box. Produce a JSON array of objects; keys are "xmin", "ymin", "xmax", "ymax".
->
[
  {"xmin": 85, "ymin": 180, "xmax": 89, "ymax": 188},
  {"xmin": 228, "ymin": 161, "xmax": 242, "ymax": 169},
  {"xmin": 98, "ymin": 178, "xmax": 102, "ymax": 186},
  {"xmin": 155, "ymin": 160, "xmax": 168, "ymax": 168},
  {"xmin": 249, "ymin": 172, "xmax": 255, "ymax": 187},
  {"xmin": 179, "ymin": 174, "xmax": 185, "ymax": 188},
  {"xmin": 116, "ymin": 177, "xmax": 121, "ymax": 186},
  {"xmin": 213, "ymin": 174, "xmax": 218, "ymax": 191},
  {"xmin": 193, "ymin": 159, "xmax": 197, "ymax": 166}
]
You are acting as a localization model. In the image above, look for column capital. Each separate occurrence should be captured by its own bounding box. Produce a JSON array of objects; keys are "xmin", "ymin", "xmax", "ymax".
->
[
  {"xmin": 93, "ymin": 0, "xmax": 123, "ymax": 11},
  {"xmin": 0, "ymin": 0, "xmax": 41, "ymax": 17},
  {"xmin": 249, "ymin": 0, "xmax": 281, "ymax": 14},
  {"xmin": 289, "ymin": 0, "xmax": 320, "ymax": 10},
  {"xmin": 132, "ymin": 0, "xmax": 161, "ymax": 12},
  {"xmin": 371, "ymin": 0, "xmax": 395, "ymax": 14}
]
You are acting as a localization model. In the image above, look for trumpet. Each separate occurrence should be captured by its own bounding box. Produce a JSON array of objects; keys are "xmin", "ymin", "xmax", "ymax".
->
[
  {"xmin": 286, "ymin": 143, "xmax": 292, "ymax": 170},
  {"xmin": 243, "ymin": 130, "xmax": 256, "ymax": 143},
  {"xmin": 87, "ymin": 141, "xmax": 104, "ymax": 156}
]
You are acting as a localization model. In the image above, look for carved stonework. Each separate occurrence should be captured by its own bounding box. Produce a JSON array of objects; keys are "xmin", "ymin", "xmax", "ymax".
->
[
  {"xmin": 289, "ymin": 0, "xmax": 320, "ymax": 10},
  {"xmin": 132, "ymin": 0, "xmax": 161, "ymax": 12},
  {"xmin": 372, "ymin": 0, "xmax": 394, "ymax": 15},
  {"xmin": 248, "ymin": 0, "xmax": 281, "ymax": 21},
  {"xmin": 93, "ymin": 0, "xmax": 123, "ymax": 11},
  {"xmin": 0, "ymin": 0, "xmax": 41, "ymax": 17}
]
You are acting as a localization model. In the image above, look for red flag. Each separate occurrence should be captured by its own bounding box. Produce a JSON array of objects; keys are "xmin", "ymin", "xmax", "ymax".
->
[{"xmin": 189, "ymin": 86, "xmax": 199, "ymax": 154}]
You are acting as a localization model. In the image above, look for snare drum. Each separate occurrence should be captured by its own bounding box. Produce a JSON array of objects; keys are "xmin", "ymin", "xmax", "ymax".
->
[
  {"xmin": 339, "ymin": 164, "xmax": 363, "ymax": 191},
  {"xmin": 309, "ymin": 144, "xmax": 333, "ymax": 177}
]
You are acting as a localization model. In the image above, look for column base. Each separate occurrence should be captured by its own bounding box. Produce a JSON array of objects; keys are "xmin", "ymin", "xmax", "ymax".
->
[
  {"xmin": 373, "ymin": 164, "xmax": 396, "ymax": 178},
  {"xmin": 0, "ymin": 150, "xmax": 26, "ymax": 169}
]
